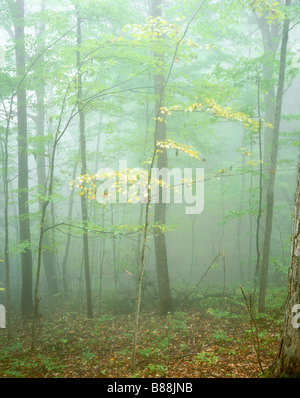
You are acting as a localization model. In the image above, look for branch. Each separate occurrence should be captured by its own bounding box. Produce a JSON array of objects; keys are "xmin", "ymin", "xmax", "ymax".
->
[
  {"xmin": 12, "ymin": 22, "xmax": 78, "ymax": 98},
  {"xmin": 163, "ymin": 0, "xmax": 206, "ymax": 90},
  {"xmin": 288, "ymin": 21, "xmax": 300, "ymax": 32},
  {"xmin": 1, "ymin": 19, "xmax": 15, "ymax": 40},
  {"xmin": 42, "ymin": 222, "xmax": 141, "ymax": 238},
  {"xmin": 188, "ymin": 253, "xmax": 223, "ymax": 297},
  {"xmin": 240, "ymin": 287, "xmax": 265, "ymax": 375}
]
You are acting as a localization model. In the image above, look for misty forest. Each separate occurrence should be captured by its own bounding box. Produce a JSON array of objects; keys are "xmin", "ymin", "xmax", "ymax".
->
[{"xmin": 0, "ymin": 0, "xmax": 300, "ymax": 379}]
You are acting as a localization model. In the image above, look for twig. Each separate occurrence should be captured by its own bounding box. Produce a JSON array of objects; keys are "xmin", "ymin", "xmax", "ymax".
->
[
  {"xmin": 253, "ymin": 75, "xmax": 263, "ymax": 297},
  {"xmin": 240, "ymin": 286, "xmax": 265, "ymax": 375},
  {"xmin": 188, "ymin": 253, "xmax": 222, "ymax": 297}
]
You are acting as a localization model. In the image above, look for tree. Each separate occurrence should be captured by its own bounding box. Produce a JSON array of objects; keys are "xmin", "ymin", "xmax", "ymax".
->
[
  {"xmin": 0, "ymin": 68, "xmax": 12, "ymax": 338},
  {"xmin": 61, "ymin": 154, "xmax": 79, "ymax": 298},
  {"xmin": 76, "ymin": 13, "xmax": 93, "ymax": 319},
  {"xmin": 258, "ymin": 0, "xmax": 291, "ymax": 312},
  {"xmin": 151, "ymin": 0, "xmax": 173, "ymax": 316},
  {"xmin": 12, "ymin": 0, "xmax": 34, "ymax": 317},
  {"xmin": 272, "ymin": 150, "xmax": 300, "ymax": 377},
  {"xmin": 252, "ymin": 3, "xmax": 280, "ymax": 296},
  {"xmin": 32, "ymin": 0, "xmax": 59, "ymax": 297}
]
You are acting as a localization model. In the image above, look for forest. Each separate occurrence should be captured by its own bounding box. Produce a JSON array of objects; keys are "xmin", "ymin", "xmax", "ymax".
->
[{"xmin": 0, "ymin": 0, "xmax": 300, "ymax": 380}]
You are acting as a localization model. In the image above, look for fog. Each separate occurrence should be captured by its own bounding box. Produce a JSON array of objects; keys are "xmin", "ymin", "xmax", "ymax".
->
[{"xmin": 0, "ymin": 0, "xmax": 299, "ymax": 379}]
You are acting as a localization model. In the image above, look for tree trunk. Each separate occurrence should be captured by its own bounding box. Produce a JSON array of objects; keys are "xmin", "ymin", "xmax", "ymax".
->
[
  {"xmin": 35, "ymin": 85, "xmax": 59, "ymax": 295},
  {"xmin": 1, "ymin": 110, "xmax": 12, "ymax": 337},
  {"xmin": 151, "ymin": 0, "xmax": 172, "ymax": 315},
  {"xmin": 14, "ymin": 0, "xmax": 33, "ymax": 317},
  {"xmin": 258, "ymin": 0, "xmax": 290, "ymax": 312},
  {"xmin": 253, "ymin": 11, "xmax": 280, "ymax": 298},
  {"xmin": 77, "ymin": 15, "xmax": 93, "ymax": 319},
  {"xmin": 32, "ymin": 0, "xmax": 59, "ymax": 297},
  {"xmin": 61, "ymin": 154, "xmax": 79, "ymax": 298},
  {"xmin": 237, "ymin": 138, "xmax": 246, "ymax": 282},
  {"xmin": 272, "ymin": 151, "xmax": 300, "ymax": 377}
]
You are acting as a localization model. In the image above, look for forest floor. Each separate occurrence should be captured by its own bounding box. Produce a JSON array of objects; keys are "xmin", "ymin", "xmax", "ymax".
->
[{"xmin": 0, "ymin": 290, "xmax": 284, "ymax": 378}]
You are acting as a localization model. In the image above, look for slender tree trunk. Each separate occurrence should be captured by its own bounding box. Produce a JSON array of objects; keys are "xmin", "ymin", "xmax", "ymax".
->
[
  {"xmin": 189, "ymin": 215, "xmax": 196, "ymax": 281},
  {"xmin": 1, "ymin": 113, "xmax": 12, "ymax": 338},
  {"xmin": 248, "ymin": 140, "xmax": 254, "ymax": 280},
  {"xmin": 111, "ymin": 207, "xmax": 117, "ymax": 291},
  {"xmin": 61, "ymin": 155, "xmax": 79, "ymax": 298},
  {"xmin": 132, "ymin": 142, "xmax": 158, "ymax": 373},
  {"xmin": 14, "ymin": 0, "xmax": 33, "ymax": 317},
  {"xmin": 136, "ymin": 96, "xmax": 150, "ymax": 269},
  {"xmin": 98, "ymin": 208, "xmax": 106, "ymax": 313},
  {"xmin": 258, "ymin": 1, "xmax": 290, "ymax": 312},
  {"xmin": 77, "ymin": 15, "xmax": 93, "ymax": 319},
  {"xmin": 272, "ymin": 152, "xmax": 300, "ymax": 377},
  {"xmin": 91, "ymin": 116, "xmax": 102, "ymax": 293},
  {"xmin": 253, "ymin": 12, "xmax": 279, "ymax": 297},
  {"xmin": 151, "ymin": 0, "xmax": 172, "ymax": 316},
  {"xmin": 35, "ymin": 85, "xmax": 59, "ymax": 295},
  {"xmin": 237, "ymin": 137, "xmax": 246, "ymax": 282},
  {"xmin": 32, "ymin": 0, "xmax": 58, "ymax": 297}
]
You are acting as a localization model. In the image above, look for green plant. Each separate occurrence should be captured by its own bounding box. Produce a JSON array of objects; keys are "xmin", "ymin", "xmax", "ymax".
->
[
  {"xmin": 145, "ymin": 364, "xmax": 168, "ymax": 377},
  {"xmin": 119, "ymin": 347, "xmax": 131, "ymax": 356},
  {"xmin": 211, "ymin": 329, "xmax": 233, "ymax": 342},
  {"xmin": 3, "ymin": 369, "xmax": 24, "ymax": 377},
  {"xmin": 50, "ymin": 337, "xmax": 69, "ymax": 351},
  {"xmin": 193, "ymin": 351, "xmax": 219, "ymax": 365},
  {"xmin": 206, "ymin": 308, "xmax": 240, "ymax": 319},
  {"xmin": 130, "ymin": 370, "xmax": 142, "ymax": 378},
  {"xmin": 180, "ymin": 343, "xmax": 189, "ymax": 351},
  {"xmin": 81, "ymin": 350, "xmax": 96, "ymax": 361},
  {"xmin": 36, "ymin": 354, "xmax": 65, "ymax": 374},
  {"xmin": 138, "ymin": 345, "xmax": 168, "ymax": 359},
  {"xmin": 167, "ymin": 311, "xmax": 190, "ymax": 333},
  {"xmin": 95, "ymin": 314, "xmax": 115, "ymax": 324},
  {"xmin": 0, "ymin": 342, "xmax": 22, "ymax": 360}
]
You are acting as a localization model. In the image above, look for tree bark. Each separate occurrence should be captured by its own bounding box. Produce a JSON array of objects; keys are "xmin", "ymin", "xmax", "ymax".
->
[
  {"xmin": 253, "ymin": 11, "xmax": 280, "ymax": 297},
  {"xmin": 35, "ymin": 85, "xmax": 60, "ymax": 295},
  {"xmin": 14, "ymin": 0, "xmax": 33, "ymax": 317},
  {"xmin": 77, "ymin": 15, "xmax": 93, "ymax": 319},
  {"xmin": 31, "ymin": 0, "xmax": 59, "ymax": 297},
  {"xmin": 1, "ymin": 104, "xmax": 12, "ymax": 337},
  {"xmin": 61, "ymin": 155, "xmax": 79, "ymax": 298},
  {"xmin": 151, "ymin": 0, "xmax": 172, "ymax": 315},
  {"xmin": 272, "ymin": 151, "xmax": 300, "ymax": 377},
  {"xmin": 258, "ymin": 0, "xmax": 290, "ymax": 312}
]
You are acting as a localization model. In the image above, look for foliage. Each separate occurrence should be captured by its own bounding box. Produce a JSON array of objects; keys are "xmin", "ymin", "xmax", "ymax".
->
[
  {"xmin": 0, "ymin": 299, "xmax": 284, "ymax": 377},
  {"xmin": 193, "ymin": 351, "xmax": 219, "ymax": 365},
  {"xmin": 0, "ymin": 0, "xmax": 298, "ymax": 379}
]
